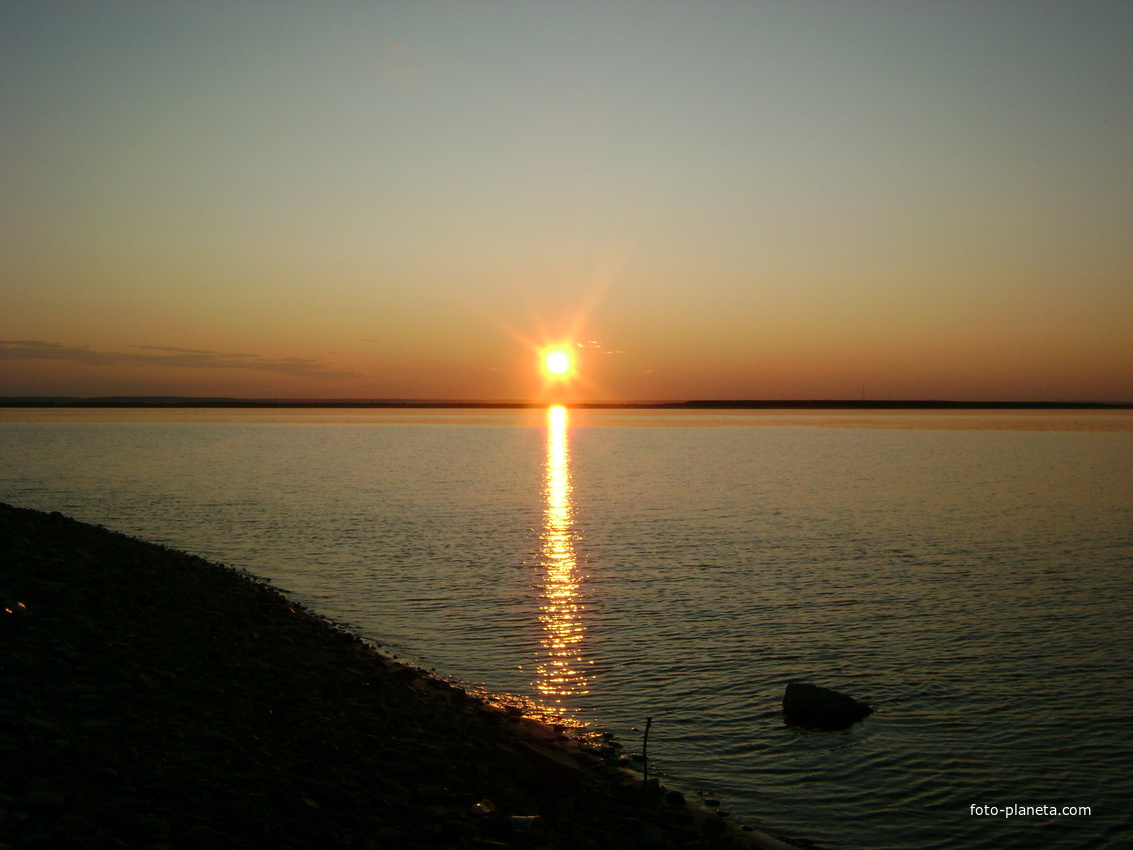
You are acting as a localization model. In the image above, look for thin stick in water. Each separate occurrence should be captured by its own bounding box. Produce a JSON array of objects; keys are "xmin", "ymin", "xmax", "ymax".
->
[{"xmin": 642, "ymin": 716, "xmax": 653, "ymax": 783}]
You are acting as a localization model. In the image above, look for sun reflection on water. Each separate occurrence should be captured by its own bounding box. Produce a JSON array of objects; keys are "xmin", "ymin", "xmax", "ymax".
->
[{"xmin": 536, "ymin": 405, "xmax": 590, "ymax": 706}]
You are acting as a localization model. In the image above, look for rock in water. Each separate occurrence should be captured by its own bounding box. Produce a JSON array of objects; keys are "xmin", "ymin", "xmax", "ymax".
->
[{"xmin": 782, "ymin": 681, "xmax": 873, "ymax": 730}]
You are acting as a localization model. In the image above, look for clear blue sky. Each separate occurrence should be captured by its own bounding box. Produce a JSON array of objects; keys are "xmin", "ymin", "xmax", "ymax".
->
[{"xmin": 2, "ymin": 1, "xmax": 1130, "ymax": 401}]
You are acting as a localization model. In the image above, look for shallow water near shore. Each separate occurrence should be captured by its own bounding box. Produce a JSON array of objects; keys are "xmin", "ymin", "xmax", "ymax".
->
[{"xmin": 2, "ymin": 408, "xmax": 1131, "ymax": 848}]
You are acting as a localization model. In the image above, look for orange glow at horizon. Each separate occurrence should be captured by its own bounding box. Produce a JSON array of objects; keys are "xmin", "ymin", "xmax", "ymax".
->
[{"xmin": 2, "ymin": 6, "xmax": 1131, "ymax": 405}]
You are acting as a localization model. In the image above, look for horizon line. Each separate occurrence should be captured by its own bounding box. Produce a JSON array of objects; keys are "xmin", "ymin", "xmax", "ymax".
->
[{"xmin": 1, "ymin": 396, "xmax": 1130, "ymax": 411}]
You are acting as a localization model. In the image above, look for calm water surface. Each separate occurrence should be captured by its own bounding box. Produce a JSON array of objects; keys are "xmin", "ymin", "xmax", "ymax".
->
[{"xmin": 2, "ymin": 408, "xmax": 1131, "ymax": 849}]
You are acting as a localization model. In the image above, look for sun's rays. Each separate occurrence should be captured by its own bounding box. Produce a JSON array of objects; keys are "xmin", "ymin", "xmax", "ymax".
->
[{"xmin": 465, "ymin": 237, "xmax": 643, "ymax": 401}]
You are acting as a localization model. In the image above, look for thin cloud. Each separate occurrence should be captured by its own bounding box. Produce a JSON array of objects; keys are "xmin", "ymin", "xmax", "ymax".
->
[
  {"xmin": 576, "ymin": 340, "xmax": 622, "ymax": 354},
  {"xmin": 131, "ymin": 344, "xmax": 254, "ymax": 357},
  {"xmin": 0, "ymin": 340, "xmax": 361, "ymax": 380}
]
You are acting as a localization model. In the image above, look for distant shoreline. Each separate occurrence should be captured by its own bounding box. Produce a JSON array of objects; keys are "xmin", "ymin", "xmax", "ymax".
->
[{"xmin": 2, "ymin": 397, "xmax": 1130, "ymax": 410}]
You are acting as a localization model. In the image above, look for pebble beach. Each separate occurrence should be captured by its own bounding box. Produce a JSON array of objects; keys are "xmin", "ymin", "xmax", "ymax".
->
[{"xmin": 0, "ymin": 502, "xmax": 795, "ymax": 850}]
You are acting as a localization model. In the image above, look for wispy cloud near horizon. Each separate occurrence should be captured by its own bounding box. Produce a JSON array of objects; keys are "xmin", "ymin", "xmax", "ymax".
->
[{"xmin": 0, "ymin": 341, "xmax": 362, "ymax": 381}]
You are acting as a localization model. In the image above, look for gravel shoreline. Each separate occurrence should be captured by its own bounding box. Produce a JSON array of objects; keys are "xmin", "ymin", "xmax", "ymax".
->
[{"xmin": 1, "ymin": 503, "xmax": 798, "ymax": 850}]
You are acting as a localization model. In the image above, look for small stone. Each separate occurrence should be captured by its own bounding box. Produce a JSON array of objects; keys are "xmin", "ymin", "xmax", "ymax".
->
[
  {"xmin": 701, "ymin": 814, "xmax": 728, "ymax": 837},
  {"xmin": 470, "ymin": 798, "xmax": 494, "ymax": 816},
  {"xmin": 666, "ymin": 808, "xmax": 694, "ymax": 826},
  {"xmin": 783, "ymin": 681, "xmax": 873, "ymax": 730}
]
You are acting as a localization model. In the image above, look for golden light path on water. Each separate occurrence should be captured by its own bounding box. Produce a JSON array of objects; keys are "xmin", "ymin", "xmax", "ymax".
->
[{"xmin": 536, "ymin": 405, "xmax": 590, "ymax": 710}]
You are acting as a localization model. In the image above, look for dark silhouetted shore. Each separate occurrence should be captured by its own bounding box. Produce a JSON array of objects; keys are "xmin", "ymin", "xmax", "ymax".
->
[{"xmin": 0, "ymin": 503, "xmax": 795, "ymax": 849}]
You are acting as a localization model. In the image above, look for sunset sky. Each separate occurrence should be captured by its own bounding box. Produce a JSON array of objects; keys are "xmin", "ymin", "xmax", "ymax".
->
[{"xmin": 2, "ymin": 2, "xmax": 1130, "ymax": 402}]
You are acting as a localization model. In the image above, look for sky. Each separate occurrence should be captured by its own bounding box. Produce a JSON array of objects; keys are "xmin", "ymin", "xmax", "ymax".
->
[{"xmin": 1, "ymin": 1, "xmax": 1130, "ymax": 403}]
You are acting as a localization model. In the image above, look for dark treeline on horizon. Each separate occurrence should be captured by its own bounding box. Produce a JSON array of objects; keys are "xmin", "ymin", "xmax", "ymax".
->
[{"xmin": 2, "ymin": 397, "xmax": 1130, "ymax": 410}]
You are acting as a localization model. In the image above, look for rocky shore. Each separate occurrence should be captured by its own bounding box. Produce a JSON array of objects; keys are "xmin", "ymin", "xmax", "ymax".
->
[{"xmin": 0, "ymin": 503, "xmax": 796, "ymax": 850}]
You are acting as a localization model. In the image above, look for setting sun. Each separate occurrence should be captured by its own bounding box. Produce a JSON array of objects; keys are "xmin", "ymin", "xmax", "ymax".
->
[{"xmin": 544, "ymin": 349, "xmax": 572, "ymax": 378}]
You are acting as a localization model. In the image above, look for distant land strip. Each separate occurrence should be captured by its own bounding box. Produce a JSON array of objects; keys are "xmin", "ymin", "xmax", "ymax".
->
[{"xmin": 2, "ymin": 397, "xmax": 1130, "ymax": 410}]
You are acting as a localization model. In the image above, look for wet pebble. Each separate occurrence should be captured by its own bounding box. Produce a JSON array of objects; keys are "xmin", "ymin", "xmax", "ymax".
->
[{"xmin": 701, "ymin": 814, "xmax": 728, "ymax": 837}]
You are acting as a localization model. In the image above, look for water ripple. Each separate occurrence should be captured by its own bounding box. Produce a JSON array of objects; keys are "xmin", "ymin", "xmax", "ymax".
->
[{"xmin": 2, "ymin": 416, "xmax": 1130, "ymax": 849}]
